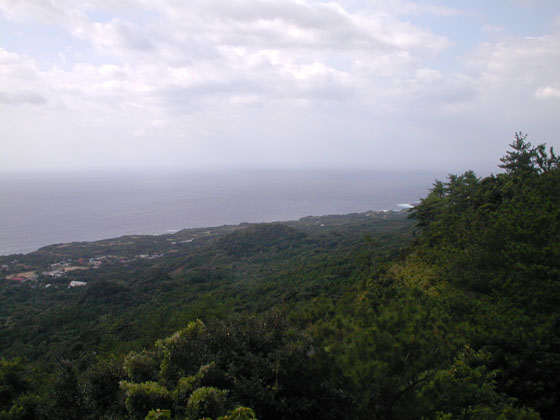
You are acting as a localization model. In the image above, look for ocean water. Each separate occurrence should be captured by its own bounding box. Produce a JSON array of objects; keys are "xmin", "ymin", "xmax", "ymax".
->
[{"xmin": 0, "ymin": 169, "xmax": 443, "ymax": 255}]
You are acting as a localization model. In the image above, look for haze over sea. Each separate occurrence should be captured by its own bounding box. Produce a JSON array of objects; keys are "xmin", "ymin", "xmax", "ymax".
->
[{"xmin": 0, "ymin": 170, "xmax": 443, "ymax": 255}]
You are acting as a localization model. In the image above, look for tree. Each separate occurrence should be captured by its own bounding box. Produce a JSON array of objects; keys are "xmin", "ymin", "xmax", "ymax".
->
[
  {"xmin": 499, "ymin": 132, "xmax": 558, "ymax": 175},
  {"xmin": 0, "ymin": 358, "xmax": 40, "ymax": 420},
  {"xmin": 49, "ymin": 360, "xmax": 86, "ymax": 420},
  {"xmin": 185, "ymin": 387, "xmax": 228, "ymax": 420}
]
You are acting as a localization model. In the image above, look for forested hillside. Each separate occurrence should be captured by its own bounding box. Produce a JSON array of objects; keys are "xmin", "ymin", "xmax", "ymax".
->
[{"xmin": 1, "ymin": 134, "xmax": 558, "ymax": 420}]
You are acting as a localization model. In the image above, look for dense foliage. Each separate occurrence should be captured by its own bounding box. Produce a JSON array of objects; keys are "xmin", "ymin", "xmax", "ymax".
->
[{"xmin": 0, "ymin": 134, "xmax": 558, "ymax": 419}]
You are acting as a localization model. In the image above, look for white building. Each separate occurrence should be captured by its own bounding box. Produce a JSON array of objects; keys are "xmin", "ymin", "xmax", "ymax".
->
[{"xmin": 68, "ymin": 280, "xmax": 87, "ymax": 288}]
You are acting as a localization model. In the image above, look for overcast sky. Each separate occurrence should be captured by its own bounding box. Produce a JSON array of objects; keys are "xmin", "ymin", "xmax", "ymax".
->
[{"xmin": 1, "ymin": 0, "xmax": 559, "ymax": 173}]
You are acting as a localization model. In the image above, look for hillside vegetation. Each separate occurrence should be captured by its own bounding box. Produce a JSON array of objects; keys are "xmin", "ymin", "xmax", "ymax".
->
[{"xmin": 0, "ymin": 134, "xmax": 558, "ymax": 420}]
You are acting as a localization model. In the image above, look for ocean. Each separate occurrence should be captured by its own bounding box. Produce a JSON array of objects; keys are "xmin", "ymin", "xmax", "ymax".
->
[{"xmin": 0, "ymin": 169, "xmax": 443, "ymax": 255}]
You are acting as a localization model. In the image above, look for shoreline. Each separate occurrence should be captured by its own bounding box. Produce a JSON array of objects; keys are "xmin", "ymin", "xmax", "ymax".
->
[{"xmin": 0, "ymin": 207, "xmax": 411, "ymax": 257}]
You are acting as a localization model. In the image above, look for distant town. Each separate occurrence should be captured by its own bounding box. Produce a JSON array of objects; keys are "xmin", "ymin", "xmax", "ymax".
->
[
  {"xmin": 0, "ymin": 211, "xmax": 401, "ymax": 290},
  {"xmin": 2, "ymin": 253, "xmax": 167, "ymax": 288}
]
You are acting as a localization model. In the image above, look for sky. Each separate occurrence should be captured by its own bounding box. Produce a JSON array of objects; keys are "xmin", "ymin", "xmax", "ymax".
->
[{"xmin": 1, "ymin": 0, "xmax": 559, "ymax": 173}]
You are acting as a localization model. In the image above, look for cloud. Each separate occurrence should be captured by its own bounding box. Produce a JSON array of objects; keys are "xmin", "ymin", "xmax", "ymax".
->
[
  {"xmin": 0, "ymin": 91, "xmax": 46, "ymax": 105},
  {"xmin": 0, "ymin": 48, "xmax": 40, "ymax": 80},
  {"xmin": 1, "ymin": 0, "xmax": 449, "ymax": 116},
  {"xmin": 0, "ymin": 1, "xmax": 558, "ymax": 172},
  {"xmin": 339, "ymin": 0, "xmax": 463, "ymax": 17},
  {"xmin": 0, "ymin": 0, "xmax": 68, "ymax": 24},
  {"xmin": 74, "ymin": 18, "xmax": 156, "ymax": 53},
  {"xmin": 460, "ymin": 34, "xmax": 557, "ymax": 99},
  {"xmin": 0, "ymin": 48, "xmax": 48, "ymax": 105},
  {"xmin": 535, "ymin": 85, "xmax": 560, "ymax": 99}
]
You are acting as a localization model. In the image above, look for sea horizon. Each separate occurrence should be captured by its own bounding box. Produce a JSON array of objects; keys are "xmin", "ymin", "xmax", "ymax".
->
[{"xmin": 0, "ymin": 168, "xmax": 445, "ymax": 256}]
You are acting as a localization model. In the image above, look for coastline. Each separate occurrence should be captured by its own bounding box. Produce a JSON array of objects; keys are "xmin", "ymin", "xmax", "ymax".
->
[{"xmin": 0, "ymin": 208, "xmax": 411, "ymax": 258}]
